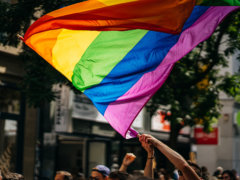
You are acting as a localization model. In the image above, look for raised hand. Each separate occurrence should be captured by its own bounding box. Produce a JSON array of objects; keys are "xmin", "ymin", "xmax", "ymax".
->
[
  {"xmin": 139, "ymin": 134, "xmax": 159, "ymax": 148},
  {"xmin": 122, "ymin": 153, "xmax": 136, "ymax": 167},
  {"xmin": 119, "ymin": 153, "xmax": 136, "ymax": 172},
  {"xmin": 139, "ymin": 135, "xmax": 154, "ymax": 157}
]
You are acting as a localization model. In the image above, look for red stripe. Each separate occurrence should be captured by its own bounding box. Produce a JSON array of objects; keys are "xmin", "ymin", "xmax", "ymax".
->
[{"xmin": 24, "ymin": 0, "xmax": 195, "ymax": 40}]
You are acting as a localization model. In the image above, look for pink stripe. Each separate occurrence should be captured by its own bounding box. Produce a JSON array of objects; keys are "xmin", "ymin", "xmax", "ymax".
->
[{"xmin": 104, "ymin": 6, "xmax": 240, "ymax": 138}]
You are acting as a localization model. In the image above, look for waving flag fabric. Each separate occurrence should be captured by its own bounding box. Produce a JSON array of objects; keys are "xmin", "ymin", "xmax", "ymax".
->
[
  {"xmin": 24, "ymin": 0, "xmax": 196, "ymax": 38},
  {"xmin": 22, "ymin": 0, "xmax": 240, "ymax": 138}
]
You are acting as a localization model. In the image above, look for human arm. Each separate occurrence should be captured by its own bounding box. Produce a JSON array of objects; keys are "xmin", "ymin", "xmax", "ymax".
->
[
  {"xmin": 139, "ymin": 134, "xmax": 201, "ymax": 180},
  {"xmin": 139, "ymin": 136, "xmax": 154, "ymax": 179},
  {"xmin": 119, "ymin": 153, "xmax": 136, "ymax": 172}
]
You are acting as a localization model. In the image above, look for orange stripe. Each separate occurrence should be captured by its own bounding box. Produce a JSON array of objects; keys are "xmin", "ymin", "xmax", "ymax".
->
[
  {"xmin": 98, "ymin": 0, "xmax": 137, "ymax": 6},
  {"xmin": 24, "ymin": 0, "xmax": 105, "ymax": 40},
  {"xmin": 48, "ymin": 0, "xmax": 106, "ymax": 17},
  {"xmin": 24, "ymin": 0, "xmax": 195, "ymax": 40},
  {"xmin": 25, "ymin": 29, "xmax": 62, "ymax": 66}
]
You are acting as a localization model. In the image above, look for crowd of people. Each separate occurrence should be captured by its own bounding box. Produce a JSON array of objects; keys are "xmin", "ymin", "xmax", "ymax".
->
[{"xmin": 0, "ymin": 134, "xmax": 239, "ymax": 180}]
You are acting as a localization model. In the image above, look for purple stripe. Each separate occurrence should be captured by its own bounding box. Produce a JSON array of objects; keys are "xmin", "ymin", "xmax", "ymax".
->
[
  {"xmin": 105, "ymin": 64, "xmax": 174, "ymax": 137},
  {"xmin": 104, "ymin": 6, "xmax": 240, "ymax": 138}
]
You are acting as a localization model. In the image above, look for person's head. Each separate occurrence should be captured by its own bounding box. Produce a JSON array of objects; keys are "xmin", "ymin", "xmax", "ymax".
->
[
  {"xmin": 213, "ymin": 169, "xmax": 222, "ymax": 178},
  {"xmin": 201, "ymin": 166, "xmax": 209, "ymax": 180},
  {"xmin": 188, "ymin": 161, "xmax": 202, "ymax": 178},
  {"xmin": 157, "ymin": 168, "xmax": 171, "ymax": 180},
  {"xmin": 90, "ymin": 165, "xmax": 110, "ymax": 180},
  {"xmin": 201, "ymin": 166, "xmax": 208, "ymax": 173},
  {"xmin": 216, "ymin": 166, "xmax": 224, "ymax": 174},
  {"xmin": 222, "ymin": 170, "xmax": 236, "ymax": 180},
  {"xmin": 178, "ymin": 161, "xmax": 202, "ymax": 180},
  {"xmin": 55, "ymin": 171, "xmax": 73, "ymax": 180},
  {"xmin": 231, "ymin": 169, "xmax": 239, "ymax": 179},
  {"xmin": 109, "ymin": 171, "xmax": 128, "ymax": 180}
]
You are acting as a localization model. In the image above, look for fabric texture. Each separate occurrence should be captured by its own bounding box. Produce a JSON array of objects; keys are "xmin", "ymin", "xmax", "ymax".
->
[{"xmin": 22, "ymin": 0, "xmax": 240, "ymax": 138}]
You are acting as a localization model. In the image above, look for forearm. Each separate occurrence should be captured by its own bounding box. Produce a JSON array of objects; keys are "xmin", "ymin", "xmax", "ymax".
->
[
  {"xmin": 144, "ymin": 157, "xmax": 154, "ymax": 178},
  {"xmin": 155, "ymin": 141, "xmax": 200, "ymax": 180},
  {"xmin": 155, "ymin": 141, "xmax": 187, "ymax": 170},
  {"xmin": 119, "ymin": 164, "xmax": 128, "ymax": 172},
  {"xmin": 140, "ymin": 134, "xmax": 200, "ymax": 180}
]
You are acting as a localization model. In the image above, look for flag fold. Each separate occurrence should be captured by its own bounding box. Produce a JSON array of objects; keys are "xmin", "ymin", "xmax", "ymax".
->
[{"xmin": 22, "ymin": 0, "xmax": 240, "ymax": 138}]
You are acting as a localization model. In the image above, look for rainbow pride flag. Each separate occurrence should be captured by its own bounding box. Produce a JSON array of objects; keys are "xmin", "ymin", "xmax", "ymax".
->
[{"xmin": 22, "ymin": 0, "xmax": 240, "ymax": 138}]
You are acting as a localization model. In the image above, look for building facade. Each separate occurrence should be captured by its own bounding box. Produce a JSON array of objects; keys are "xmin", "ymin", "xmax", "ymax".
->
[
  {"xmin": 0, "ymin": 45, "xmax": 39, "ymax": 180},
  {"xmin": 195, "ymin": 53, "xmax": 240, "ymax": 174},
  {"xmin": 38, "ymin": 85, "xmax": 191, "ymax": 179}
]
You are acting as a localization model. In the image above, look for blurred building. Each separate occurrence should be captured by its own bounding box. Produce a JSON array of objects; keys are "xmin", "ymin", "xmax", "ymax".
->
[
  {"xmin": 38, "ymin": 84, "xmax": 191, "ymax": 179},
  {"xmin": 0, "ymin": 44, "xmax": 39, "ymax": 179},
  {"xmin": 195, "ymin": 52, "xmax": 240, "ymax": 174}
]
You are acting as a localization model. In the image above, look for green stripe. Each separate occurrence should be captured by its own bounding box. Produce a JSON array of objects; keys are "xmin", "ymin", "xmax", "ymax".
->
[
  {"xmin": 199, "ymin": 0, "xmax": 240, "ymax": 6},
  {"xmin": 72, "ymin": 29, "xmax": 148, "ymax": 91}
]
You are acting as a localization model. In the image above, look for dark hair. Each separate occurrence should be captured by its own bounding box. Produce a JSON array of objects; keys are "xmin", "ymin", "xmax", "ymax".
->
[
  {"xmin": 222, "ymin": 170, "xmax": 236, "ymax": 180},
  {"xmin": 109, "ymin": 171, "xmax": 129, "ymax": 180},
  {"xmin": 213, "ymin": 170, "xmax": 222, "ymax": 177},
  {"xmin": 130, "ymin": 176, "xmax": 152, "ymax": 180},
  {"xmin": 232, "ymin": 169, "xmax": 238, "ymax": 177},
  {"xmin": 187, "ymin": 161, "xmax": 202, "ymax": 178},
  {"xmin": 201, "ymin": 166, "xmax": 209, "ymax": 180}
]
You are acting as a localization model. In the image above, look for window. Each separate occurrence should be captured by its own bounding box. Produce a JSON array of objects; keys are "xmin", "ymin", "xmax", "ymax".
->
[{"xmin": 0, "ymin": 86, "xmax": 21, "ymax": 115}]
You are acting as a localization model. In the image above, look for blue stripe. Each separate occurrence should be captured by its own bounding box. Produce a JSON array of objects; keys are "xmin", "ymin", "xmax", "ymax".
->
[{"xmin": 84, "ymin": 6, "xmax": 210, "ymax": 114}]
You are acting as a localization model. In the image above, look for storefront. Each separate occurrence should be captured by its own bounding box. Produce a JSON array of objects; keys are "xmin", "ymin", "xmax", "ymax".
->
[{"xmin": 38, "ymin": 84, "xmax": 191, "ymax": 179}]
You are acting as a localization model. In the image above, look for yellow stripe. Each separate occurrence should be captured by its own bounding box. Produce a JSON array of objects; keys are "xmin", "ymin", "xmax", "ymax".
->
[
  {"xmin": 52, "ymin": 30, "xmax": 100, "ymax": 81},
  {"xmin": 98, "ymin": 0, "xmax": 137, "ymax": 6}
]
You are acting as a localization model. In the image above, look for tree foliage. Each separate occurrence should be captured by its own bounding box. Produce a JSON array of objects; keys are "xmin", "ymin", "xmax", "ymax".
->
[
  {"xmin": 0, "ymin": 0, "xmax": 82, "ymax": 106},
  {"xmin": 146, "ymin": 10, "xmax": 240, "ymax": 144}
]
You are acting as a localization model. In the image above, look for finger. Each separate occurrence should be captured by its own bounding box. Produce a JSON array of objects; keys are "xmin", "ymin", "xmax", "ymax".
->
[{"xmin": 145, "ymin": 137, "xmax": 151, "ymax": 144}]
